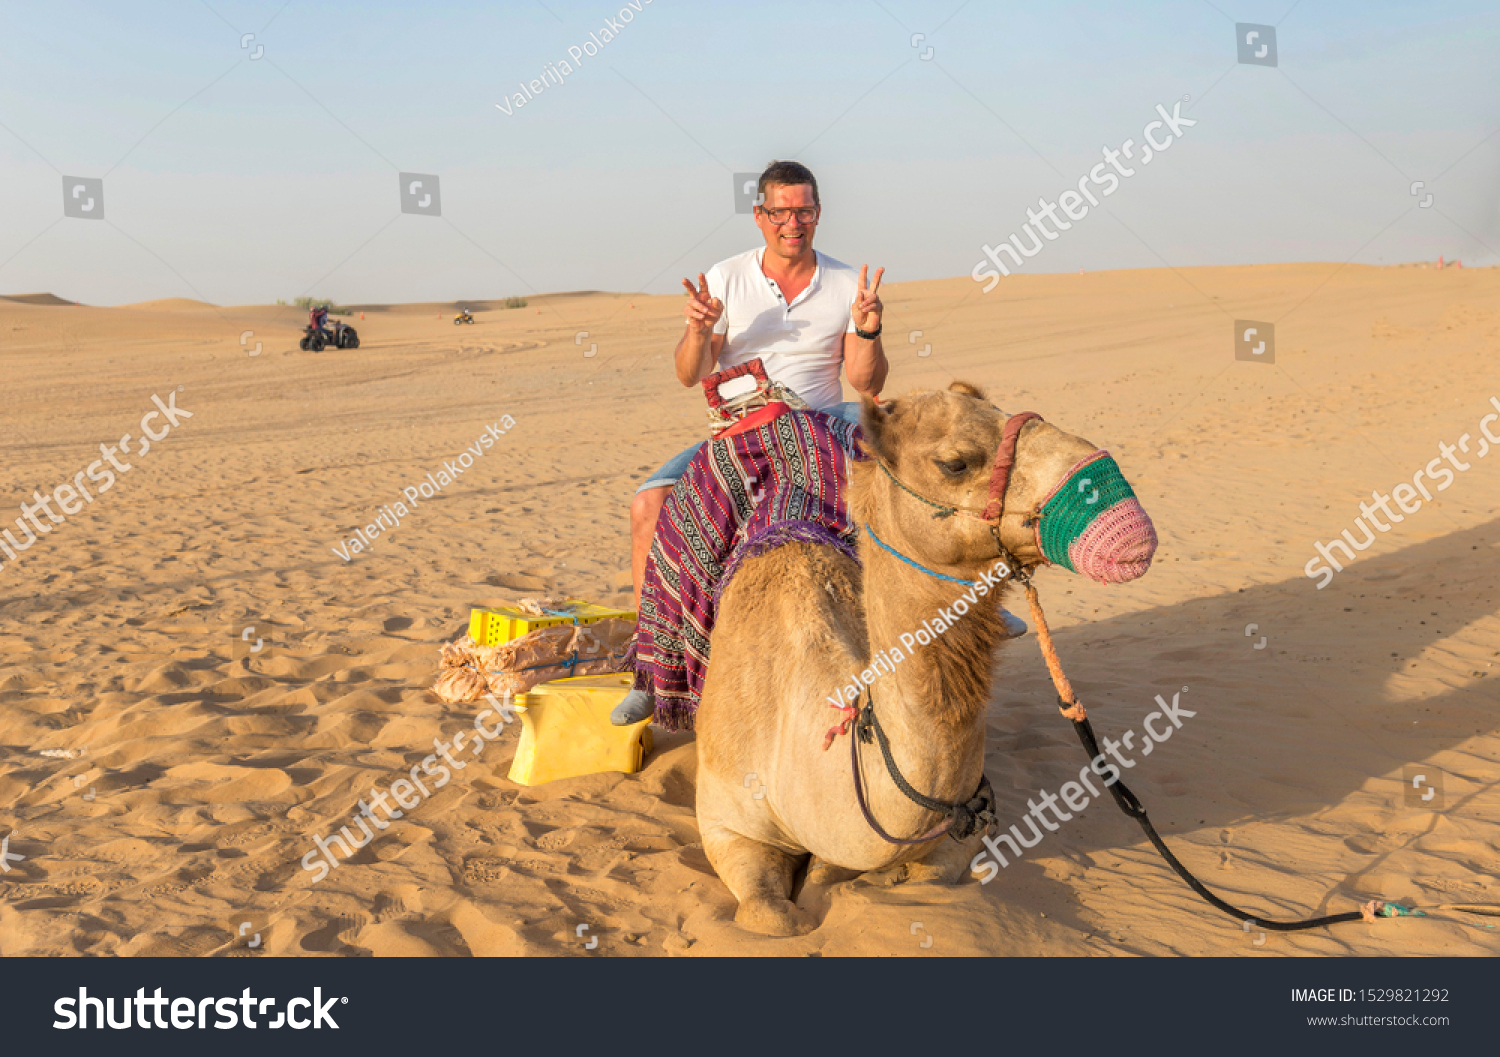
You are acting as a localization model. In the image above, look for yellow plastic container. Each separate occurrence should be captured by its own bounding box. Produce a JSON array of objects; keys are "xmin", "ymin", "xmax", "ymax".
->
[
  {"xmin": 469, "ymin": 600, "xmax": 636, "ymax": 647},
  {"xmin": 507, "ymin": 673, "xmax": 653, "ymax": 786}
]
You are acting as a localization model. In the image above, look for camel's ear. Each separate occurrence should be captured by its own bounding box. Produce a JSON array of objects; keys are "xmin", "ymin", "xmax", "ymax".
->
[
  {"xmin": 948, "ymin": 380, "xmax": 987, "ymax": 401},
  {"xmin": 858, "ymin": 394, "xmax": 898, "ymax": 461}
]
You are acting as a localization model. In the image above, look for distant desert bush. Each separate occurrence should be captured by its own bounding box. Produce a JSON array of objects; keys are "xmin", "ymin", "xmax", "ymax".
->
[{"xmin": 293, "ymin": 296, "xmax": 350, "ymax": 315}]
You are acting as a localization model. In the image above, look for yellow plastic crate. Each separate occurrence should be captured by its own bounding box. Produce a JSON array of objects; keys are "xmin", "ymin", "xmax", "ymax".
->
[
  {"xmin": 508, "ymin": 673, "xmax": 653, "ymax": 786},
  {"xmin": 468, "ymin": 600, "xmax": 636, "ymax": 647}
]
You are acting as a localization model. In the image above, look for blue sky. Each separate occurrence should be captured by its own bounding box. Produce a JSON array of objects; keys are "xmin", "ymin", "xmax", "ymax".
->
[{"xmin": 2, "ymin": 0, "xmax": 1497, "ymax": 305}]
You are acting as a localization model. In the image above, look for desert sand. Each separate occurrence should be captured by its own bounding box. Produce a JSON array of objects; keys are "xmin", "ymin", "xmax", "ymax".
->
[{"xmin": 0, "ymin": 261, "xmax": 1496, "ymax": 957}]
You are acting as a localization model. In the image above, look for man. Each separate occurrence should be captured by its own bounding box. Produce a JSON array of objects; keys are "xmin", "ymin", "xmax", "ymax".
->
[
  {"xmin": 615, "ymin": 161, "xmax": 1021, "ymax": 724},
  {"xmin": 629, "ymin": 161, "xmax": 881, "ymax": 609}
]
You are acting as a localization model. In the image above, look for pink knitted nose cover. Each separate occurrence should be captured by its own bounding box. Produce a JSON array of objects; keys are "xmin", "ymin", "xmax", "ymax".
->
[{"xmin": 1033, "ymin": 451, "xmax": 1157, "ymax": 584}]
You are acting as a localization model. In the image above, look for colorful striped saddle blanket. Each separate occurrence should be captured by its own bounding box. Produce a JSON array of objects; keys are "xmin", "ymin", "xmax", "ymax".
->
[{"xmin": 634, "ymin": 407, "xmax": 866, "ymax": 731}]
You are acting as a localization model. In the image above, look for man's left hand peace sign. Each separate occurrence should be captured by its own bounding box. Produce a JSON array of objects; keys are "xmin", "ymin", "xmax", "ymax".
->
[{"xmin": 852, "ymin": 265, "xmax": 884, "ymax": 334}]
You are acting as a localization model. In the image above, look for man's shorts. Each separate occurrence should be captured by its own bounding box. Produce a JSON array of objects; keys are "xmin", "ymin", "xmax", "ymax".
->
[{"xmin": 636, "ymin": 400, "xmax": 863, "ymax": 494}]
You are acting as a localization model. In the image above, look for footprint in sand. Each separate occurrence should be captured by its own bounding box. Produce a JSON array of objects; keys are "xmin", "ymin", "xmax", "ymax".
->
[
  {"xmin": 133, "ymin": 926, "xmax": 231, "ymax": 958},
  {"xmin": 483, "ymin": 572, "xmax": 550, "ymax": 591},
  {"xmin": 301, "ymin": 912, "xmax": 372, "ymax": 955},
  {"xmin": 373, "ymin": 885, "xmax": 424, "ymax": 922}
]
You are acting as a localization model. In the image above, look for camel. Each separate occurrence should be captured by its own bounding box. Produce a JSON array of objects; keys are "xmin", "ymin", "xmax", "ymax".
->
[{"xmin": 693, "ymin": 381, "xmax": 1157, "ymax": 935}]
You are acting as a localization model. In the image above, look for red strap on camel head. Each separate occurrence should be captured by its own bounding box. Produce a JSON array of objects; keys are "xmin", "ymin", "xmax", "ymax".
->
[{"xmin": 981, "ymin": 411, "xmax": 1043, "ymax": 523}]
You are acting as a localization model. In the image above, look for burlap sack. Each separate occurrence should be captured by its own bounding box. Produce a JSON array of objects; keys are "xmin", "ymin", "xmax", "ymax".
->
[
  {"xmin": 514, "ymin": 596, "xmax": 569, "ymax": 616},
  {"xmin": 441, "ymin": 639, "xmax": 477, "ymax": 668},
  {"xmin": 432, "ymin": 666, "xmax": 488, "ymax": 705},
  {"xmin": 432, "ymin": 618, "xmax": 634, "ymax": 704}
]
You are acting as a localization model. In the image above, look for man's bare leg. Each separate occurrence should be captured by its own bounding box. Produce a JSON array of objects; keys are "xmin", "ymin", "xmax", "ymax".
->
[
  {"xmin": 630, "ymin": 485, "xmax": 671, "ymax": 608},
  {"xmin": 617, "ymin": 485, "xmax": 671, "ymax": 725}
]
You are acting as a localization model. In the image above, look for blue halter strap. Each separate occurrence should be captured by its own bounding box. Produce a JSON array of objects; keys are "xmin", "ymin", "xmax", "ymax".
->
[{"xmin": 864, "ymin": 523, "xmax": 981, "ymax": 587}]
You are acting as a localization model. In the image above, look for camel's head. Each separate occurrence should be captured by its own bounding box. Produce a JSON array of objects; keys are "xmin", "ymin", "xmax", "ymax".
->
[{"xmin": 855, "ymin": 382, "xmax": 1156, "ymax": 585}]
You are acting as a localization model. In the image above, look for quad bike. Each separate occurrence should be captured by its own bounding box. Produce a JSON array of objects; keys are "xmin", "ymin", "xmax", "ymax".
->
[
  {"xmin": 300, "ymin": 321, "xmax": 359, "ymax": 351},
  {"xmin": 454, "ymin": 310, "xmax": 474, "ymax": 325}
]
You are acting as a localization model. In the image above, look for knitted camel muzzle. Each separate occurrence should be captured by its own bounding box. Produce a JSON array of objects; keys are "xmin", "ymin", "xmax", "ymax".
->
[{"xmin": 1034, "ymin": 451, "xmax": 1157, "ymax": 584}]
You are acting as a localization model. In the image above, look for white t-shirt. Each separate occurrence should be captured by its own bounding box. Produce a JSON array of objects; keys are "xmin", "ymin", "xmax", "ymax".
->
[{"xmin": 705, "ymin": 247, "xmax": 857, "ymax": 410}]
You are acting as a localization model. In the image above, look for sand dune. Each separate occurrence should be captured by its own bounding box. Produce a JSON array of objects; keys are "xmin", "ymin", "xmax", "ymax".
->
[
  {"xmin": 0, "ymin": 293, "xmax": 77, "ymax": 307},
  {"xmin": 118, "ymin": 297, "xmax": 219, "ymax": 312},
  {"xmin": 0, "ymin": 262, "xmax": 1496, "ymax": 957},
  {"xmin": 342, "ymin": 292, "xmax": 606, "ymax": 315}
]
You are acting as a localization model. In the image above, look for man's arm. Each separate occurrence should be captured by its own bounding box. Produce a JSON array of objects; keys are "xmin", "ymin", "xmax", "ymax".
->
[
  {"xmin": 674, "ymin": 327, "xmax": 725, "ymax": 387},
  {"xmin": 843, "ymin": 331, "xmax": 887, "ymax": 398},
  {"xmin": 844, "ymin": 265, "xmax": 888, "ymax": 398},
  {"xmin": 674, "ymin": 272, "xmax": 725, "ymax": 386}
]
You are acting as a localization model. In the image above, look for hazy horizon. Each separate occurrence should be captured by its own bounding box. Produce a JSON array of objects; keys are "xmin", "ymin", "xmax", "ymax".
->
[
  {"xmin": 5, "ymin": 255, "xmax": 1494, "ymax": 311},
  {"xmin": 3, "ymin": 0, "xmax": 1498, "ymax": 308}
]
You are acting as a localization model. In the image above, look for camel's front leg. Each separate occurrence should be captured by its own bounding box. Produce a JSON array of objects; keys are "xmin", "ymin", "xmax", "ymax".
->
[
  {"xmin": 907, "ymin": 828, "xmax": 985, "ymax": 884},
  {"xmin": 869, "ymin": 829, "xmax": 983, "ymax": 886},
  {"xmin": 700, "ymin": 818, "xmax": 814, "ymax": 937}
]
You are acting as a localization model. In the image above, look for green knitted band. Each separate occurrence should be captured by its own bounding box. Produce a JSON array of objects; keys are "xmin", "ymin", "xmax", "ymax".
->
[{"xmin": 1037, "ymin": 453, "xmax": 1138, "ymax": 572}]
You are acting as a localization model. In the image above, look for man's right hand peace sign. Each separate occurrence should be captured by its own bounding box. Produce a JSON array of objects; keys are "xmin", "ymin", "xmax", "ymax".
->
[{"xmin": 682, "ymin": 273, "xmax": 724, "ymax": 334}]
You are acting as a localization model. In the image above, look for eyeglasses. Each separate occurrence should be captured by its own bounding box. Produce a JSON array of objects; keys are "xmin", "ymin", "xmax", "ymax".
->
[{"xmin": 758, "ymin": 206, "xmax": 820, "ymax": 225}]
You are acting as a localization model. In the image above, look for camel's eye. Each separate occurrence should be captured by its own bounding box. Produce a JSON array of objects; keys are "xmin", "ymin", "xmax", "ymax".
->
[{"xmin": 935, "ymin": 457, "xmax": 969, "ymax": 478}]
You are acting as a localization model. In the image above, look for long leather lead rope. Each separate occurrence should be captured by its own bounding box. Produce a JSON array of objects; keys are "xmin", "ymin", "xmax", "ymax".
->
[
  {"xmin": 1019, "ymin": 580, "xmax": 1397, "ymax": 931},
  {"xmin": 865, "ymin": 405, "xmax": 1434, "ymax": 928}
]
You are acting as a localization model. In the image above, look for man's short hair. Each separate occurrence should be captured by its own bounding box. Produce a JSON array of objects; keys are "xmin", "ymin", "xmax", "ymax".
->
[{"xmin": 757, "ymin": 160, "xmax": 819, "ymax": 206}]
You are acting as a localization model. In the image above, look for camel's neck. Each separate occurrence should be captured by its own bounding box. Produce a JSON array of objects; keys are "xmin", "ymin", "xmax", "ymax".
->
[{"xmin": 853, "ymin": 530, "xmax": 1007, "ymax": 752}]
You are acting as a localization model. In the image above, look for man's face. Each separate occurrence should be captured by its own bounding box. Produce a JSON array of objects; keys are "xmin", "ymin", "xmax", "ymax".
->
[{"xmin": 754, "ymin": 182, "xmax": 819, "ymax": 263}]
